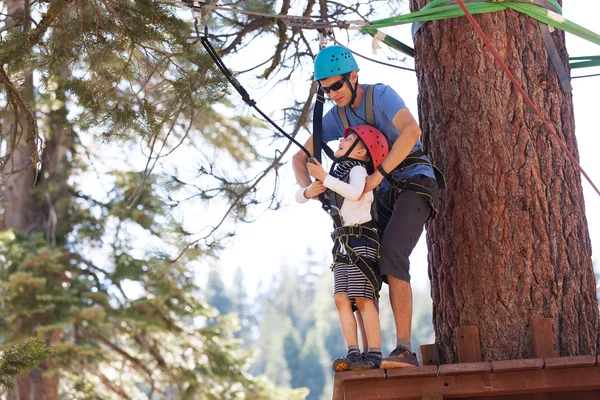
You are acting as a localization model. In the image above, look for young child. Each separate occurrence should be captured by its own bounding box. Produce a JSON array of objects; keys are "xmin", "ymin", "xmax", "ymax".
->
[{"xmin": 296, "ymin": 125, "xmax": 389, "ymax": 371}]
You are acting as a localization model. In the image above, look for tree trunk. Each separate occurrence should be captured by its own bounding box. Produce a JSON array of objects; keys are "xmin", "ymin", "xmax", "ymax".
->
[
  {"xmin": 409, "ymin": 0, "xmax": 599, "ymax": 363},
  {"xmin": 2, "ymin": 0, "xmax": 61, "ymax": 397},
  {"xmin": 1, "ymin": 38, "xmax": 70, "ymax": 400}
]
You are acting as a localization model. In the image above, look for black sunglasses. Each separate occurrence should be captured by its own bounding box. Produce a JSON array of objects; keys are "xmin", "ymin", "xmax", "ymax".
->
[{"xmin": 319, "ymin": 75, "xmax": 348, "ymax": 94}]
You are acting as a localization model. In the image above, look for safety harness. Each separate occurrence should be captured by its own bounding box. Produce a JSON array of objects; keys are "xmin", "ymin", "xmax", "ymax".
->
[
  {"xmin": 326, "ymin": 161, "xmax": 382, "ymax": 298},
  {"xmin": 337, "ymin": 84, "xmax": 446, "ymax": 216}
]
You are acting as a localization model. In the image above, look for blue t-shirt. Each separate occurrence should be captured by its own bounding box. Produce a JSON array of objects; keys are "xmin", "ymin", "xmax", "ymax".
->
[{"xmin": 322, "ymin": 84, "xmax": 435, "ymax": 181}]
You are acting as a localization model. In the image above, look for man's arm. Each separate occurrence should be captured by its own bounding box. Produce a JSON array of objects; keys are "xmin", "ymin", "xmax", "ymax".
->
[
  {"xmin": 292, "ymin": 137, "xmax": 314, "ymax": 188},
  {"xmin": 364, "ymin": 108, "xmax": 421, "ymax": 193}
]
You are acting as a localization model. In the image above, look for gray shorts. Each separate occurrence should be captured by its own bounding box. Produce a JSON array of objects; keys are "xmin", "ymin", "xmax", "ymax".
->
[{"xmin": 377, "ymin": 175, "xmax": 440, "ymax": 283}]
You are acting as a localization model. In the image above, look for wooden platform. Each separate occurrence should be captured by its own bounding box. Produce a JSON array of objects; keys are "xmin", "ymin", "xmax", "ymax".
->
[
  {"xmin": 332, "ymin": 319, "xmax": 600, "ymax": 400},
  {"xmin": 333, "ymin": 355, "xmax": 600, "ymax": 399}
]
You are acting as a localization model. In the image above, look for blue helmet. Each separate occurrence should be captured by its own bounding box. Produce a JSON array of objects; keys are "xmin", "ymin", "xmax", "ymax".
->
[{"xmin": 314, "ymin": 45, "xmax": 359, "ymax": 81}]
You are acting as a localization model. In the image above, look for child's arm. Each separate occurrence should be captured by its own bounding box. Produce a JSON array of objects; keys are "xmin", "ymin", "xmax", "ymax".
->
[
  {"xmin": 295, "ymin": 181, "xmax": 326, "ymax": 203},
  {"xmin": 323, "ymin": 166, "xmax": 367, "ymax": 201}
]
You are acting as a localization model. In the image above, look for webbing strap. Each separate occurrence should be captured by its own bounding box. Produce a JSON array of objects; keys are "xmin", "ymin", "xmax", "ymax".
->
[
  {"xmin": 539, "ymin": 21, "xmax": 572, "ymax": 92},
  {"xmin": 313, "ymin": 85, "xmax": 330, "ymax": 209},
  {"xmin": 337, "ymin": 84, "xmax": 376, "ymax": 128},
  {"xmin": 389, "ymin": 148, "xmax": 447, "ymax": 190},
  {"xmin": 332, "ymin": 222, "xmax": 378, "ymax": 241},
  {"xmin": 337, "ymin": 106, "xmax": 350, "ymax": 129},
  {"xmin": 365, "ymin": 85, "xmax": 375, "ymax": 125}
]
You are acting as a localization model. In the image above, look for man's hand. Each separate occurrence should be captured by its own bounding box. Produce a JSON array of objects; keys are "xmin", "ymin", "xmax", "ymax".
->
[
  {"xmin": 363, "ymin": 171, "xmax": 384, "ymax": 195},
  {"xmin": 304, "ymin": 180, "xmax": 326, "ymax": 199},
  {"xmin": 307, "ymin": 159, "xmax": 327, "ymax": 182}
]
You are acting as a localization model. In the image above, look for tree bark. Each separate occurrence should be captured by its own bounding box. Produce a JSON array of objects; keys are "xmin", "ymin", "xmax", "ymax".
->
[
  {"xmin": 409, "ymin": 0, "xmax": 599, "ymax": 362},
  {"xmin": 1, "ymin": 19, "xmax": 70, "ymax": 397}
]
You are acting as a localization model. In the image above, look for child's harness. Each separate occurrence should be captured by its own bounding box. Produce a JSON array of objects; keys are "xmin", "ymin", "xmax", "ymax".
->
[{"xmin": 326, "ymin": 161, "xmax": 382, "ymax": 297}]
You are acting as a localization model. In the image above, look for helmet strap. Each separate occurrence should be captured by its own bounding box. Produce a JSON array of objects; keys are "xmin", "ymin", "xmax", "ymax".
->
[
  {"xmin": 333, "ymin": 136, "xmax": 361, "ymax": 164},
  {"xmin": 349, "ymin": 77, "xmax": 359, "ymax": 109}
]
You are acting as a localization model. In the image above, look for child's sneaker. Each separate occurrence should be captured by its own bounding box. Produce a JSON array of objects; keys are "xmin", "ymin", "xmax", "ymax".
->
[
  {"xmin": 350, "ymin": 352, "xmax": 382, "ymax": 370},
  {"xmin": 332, "ymin": 352, "xmax": 361, "ymax": 372}
]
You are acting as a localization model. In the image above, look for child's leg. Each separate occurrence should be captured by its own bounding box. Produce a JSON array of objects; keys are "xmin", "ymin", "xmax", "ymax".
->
[
  {"xmin": 354, "ymin": 309, "xmax": 369, "ymax": 352},
  {"xmin": 353, "ymin": 298, "xmax": 382, "ymax": 370},
  {"xmin": 334, "ymin": 293, "xmax": 358, "ymax": 348},
  {"xmin": 354, "ymin": 298, "xmax": 381, "ymax": 350},
  {"xmin": 332, "ymin": 293, "xmax": 362, "ymax": 372}
]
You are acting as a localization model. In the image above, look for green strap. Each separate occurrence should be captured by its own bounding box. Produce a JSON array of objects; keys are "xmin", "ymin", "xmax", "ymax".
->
[
  {"xmin": 361, "ymin": 1, "xmax": 600, "ymax": 70},
  {"xmin": 570, "ymin": 56, "xmax": 600, "ymax": 69}
]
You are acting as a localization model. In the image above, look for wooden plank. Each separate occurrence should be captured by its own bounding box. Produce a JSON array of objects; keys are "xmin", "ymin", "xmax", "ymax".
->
[
  {"xmin": 531, "ymin": 318, "xmax": 556, "ymax": 358},
  {"xmin": 439, "ymin": 362, "xmax": 491, "ymax": 376},
  {"xmin": 419, "ymin": 344, "xmax": 440, "ymax": 366},
  {"xmin": 456, "ymin": 326, "xmax": 481, "ymax": 363},
  {"xmin": 332, "ymin": 375, "xmax": 344, "ymax": 400},
  {"xmin": 333, "ymin": 368, "xmax": 385, "ymax": 400},
  {"xmin": 422, "ymin": 394, "xmax": 443, "ymax": 400},
  {"xmin": 468, "ymin": 391, "xmax": 600, "ymax": 400},
  {"xmin": 334, "ymin": 368, "xmax": 386, "ymax": 383},
  {"xmin": 544, "ymin": 355, "xmax": 597, "ymax": 369},
  {"xmin": 386, "ymin": 365, "xmax": 438, "ymax": 379},
  {"xmin": 492, "ymin": 358, "xmax": 543, "ymax": 372},
  {"xmin": 343, "ymin": 367, "xmax": 600, "ymax": 400}
]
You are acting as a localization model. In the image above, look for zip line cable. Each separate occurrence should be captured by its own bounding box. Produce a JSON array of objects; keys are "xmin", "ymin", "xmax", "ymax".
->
[
  {"xmin": 329, "ymin": 35, "xmax": 416, "ymax": 72},
  {"xmin": 162, "ymin": 0, "xmax": 600, "ymax": 79},
  {"xmin": 455, "ymin": 0, "xmax": 600, "ymax": 197},
  {"xmin": 572, "ymin": 72, "xmax": 600, "ymax": 80},
  {"xmin": 194, "ymin": 20, "xmax": 312, "ymax": 159}
]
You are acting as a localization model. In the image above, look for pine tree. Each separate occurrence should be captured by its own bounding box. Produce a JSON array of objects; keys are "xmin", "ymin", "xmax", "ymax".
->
[
  {"xmin": 0, "ymin": 339, "xmax": 52, "ymax": 390},
  {"xmin": 232, "ymin": 266, "xmax": 258, "ymax": 347},
  {"xmin": 0, "ymin": 0, "xmax": 310, "ymax": 398},
  {"xmin": 0, "ymin": 0, "xmax": 403, "ymax": 398},
  {"xmin": 205, "ymin": 266, "xmax": 234, "ymax": 318}
]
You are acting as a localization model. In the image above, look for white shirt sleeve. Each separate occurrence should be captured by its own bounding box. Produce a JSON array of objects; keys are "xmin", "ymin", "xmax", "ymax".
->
[
  {"xmin": 323, "ymin": 166, "xmax": 367, "ymax": 201},
  {"xmin": 295, "ymin": 187, "xmax": 310, "ymax": 203}
]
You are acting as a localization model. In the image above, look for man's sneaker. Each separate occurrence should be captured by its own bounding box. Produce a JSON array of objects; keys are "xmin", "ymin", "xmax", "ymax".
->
[
  {"xmin": 332, "ymin": 352, "xmax": 361, "ymax": 372},
  {"xmin": 380, "ymin": 347, "xmax": 419, "ymax": 369},
  {"xmin": 350, "ymin": 353, "xmax": 382, "ymax": 370}
]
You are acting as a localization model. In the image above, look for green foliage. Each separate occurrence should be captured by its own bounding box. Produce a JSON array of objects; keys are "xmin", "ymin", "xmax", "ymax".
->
[
  {"xmin": 0, "ymin": 0, "xmax": 397, "ymax": 398},
  {"xmin": 0, "ymin": 338, "xmax": 53, "ymax": 389}
]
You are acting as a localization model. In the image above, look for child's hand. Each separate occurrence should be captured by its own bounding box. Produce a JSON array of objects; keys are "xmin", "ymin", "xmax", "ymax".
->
[
  {"xmin": 307, "ymin": 159, "xmax": 327, "ymax": 182},
  {"xmin": 304, "ymin": 181, "xmax": 326, "ymax": 199}
]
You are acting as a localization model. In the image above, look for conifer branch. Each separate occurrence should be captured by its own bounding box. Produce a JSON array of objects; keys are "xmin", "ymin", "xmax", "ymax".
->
[{"xmin": 0, "ymin": 338, "xmax": 53, "ymax": 389}]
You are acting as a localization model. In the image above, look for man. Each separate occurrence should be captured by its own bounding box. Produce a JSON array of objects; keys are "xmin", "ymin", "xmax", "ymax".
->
[{"xmin": 292, "ymin": 45, "xmax": 441, "ymax": 368}]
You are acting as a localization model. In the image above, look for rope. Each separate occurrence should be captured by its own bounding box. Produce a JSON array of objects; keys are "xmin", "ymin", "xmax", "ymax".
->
[
  {"xmin": 455, "ymin": 0, "xmax": 600, "ymax": 197},
  {"xmin": 572, "ymin": 72, "xmax": 600, "ymax": 80},
  {"xmin": 160, "ymin": 0, "xmax": 356, "ymax": 29},
  {"xmin": 330, "ymin": 36, "xmax": 415, "ymax": 72}
]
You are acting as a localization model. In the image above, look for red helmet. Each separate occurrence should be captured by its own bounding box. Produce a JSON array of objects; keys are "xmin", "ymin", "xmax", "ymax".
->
[{"xmin": 344, "ymin": 125, "xmax": 389, "ymax": 170}]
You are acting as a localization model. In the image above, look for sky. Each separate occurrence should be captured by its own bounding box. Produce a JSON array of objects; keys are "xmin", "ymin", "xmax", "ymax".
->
[{"xmin": 206, "ymin": 3, "xmax": 600, "ymax": 295}]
